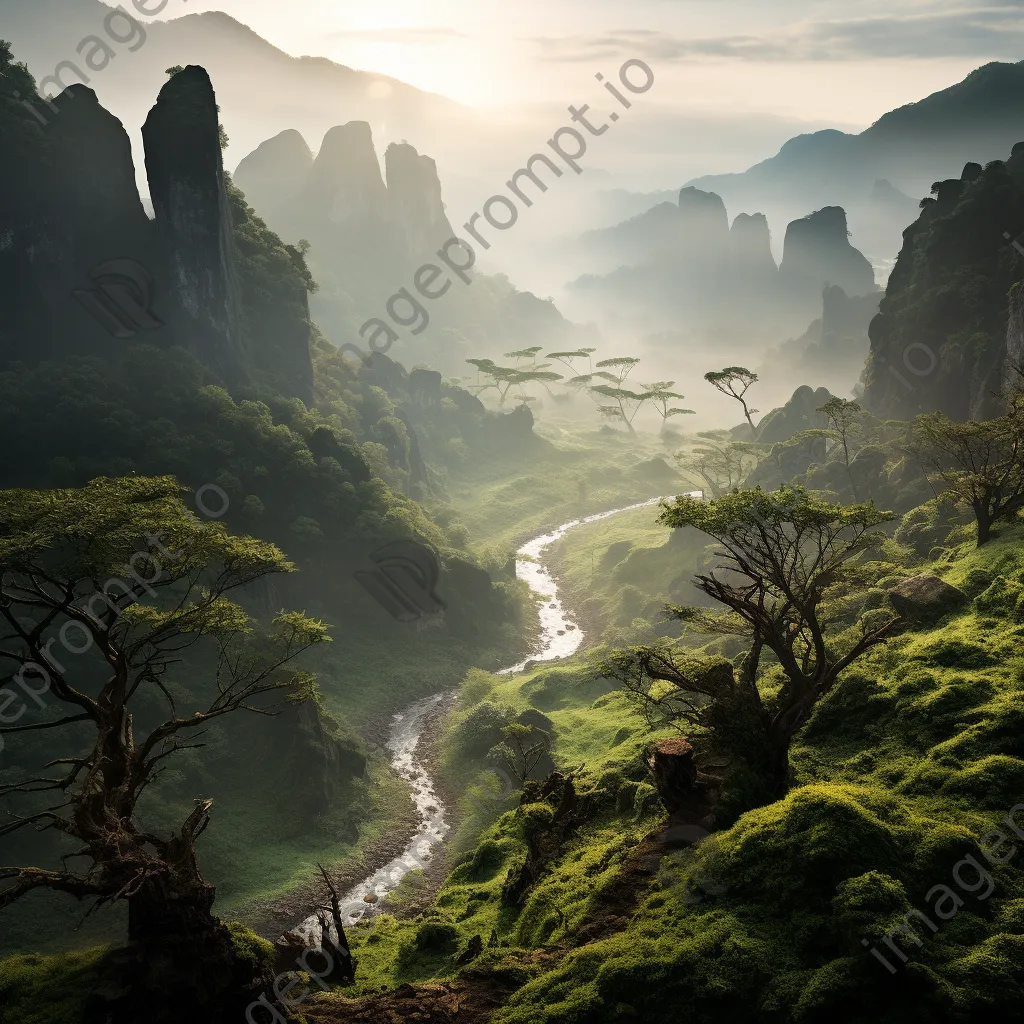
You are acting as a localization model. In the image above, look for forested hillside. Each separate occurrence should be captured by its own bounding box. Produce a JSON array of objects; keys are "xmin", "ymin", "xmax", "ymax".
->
[{"xmin": 5, "ymin": 16, "xmax": 1024, "ymax": 1024}]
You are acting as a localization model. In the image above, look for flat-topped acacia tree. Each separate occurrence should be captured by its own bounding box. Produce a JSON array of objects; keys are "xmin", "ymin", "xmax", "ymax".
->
[
  {"xmin": 0, "ymin": 476, "xmax": 329, "ymax": 1016},
  {"xmin": 602, "ymin": 486, "xmax": 898, "ymax": 803},
  {"xmin": 705, "ymin": 367, "xmax": 759, "ymax": 438}
]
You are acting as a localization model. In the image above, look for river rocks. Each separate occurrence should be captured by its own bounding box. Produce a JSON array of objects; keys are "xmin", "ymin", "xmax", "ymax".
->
[
  {"xmin": 888, "ymin": 575, "xmax": 969, "ymax": 624},
  {"xmin": 647, "ymin": 737, "xmax": 699, "ymax": 811}
]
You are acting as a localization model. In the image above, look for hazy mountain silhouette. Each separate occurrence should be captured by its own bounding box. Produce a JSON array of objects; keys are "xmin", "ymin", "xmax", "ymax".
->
[
  {"xmin": 3, "ymin": 1, "xmax": 466, "ymax": 173},
  {"xmin": 685, "ymin": 62, "xmax": 1024, "ymax": 259},
  {"xmin": 235, "ymin": 126, "xmax": 593, "ymax": 376},
  {"xmin": 571, "ymin": 187, "xmax": 877, "ymax": 347}
]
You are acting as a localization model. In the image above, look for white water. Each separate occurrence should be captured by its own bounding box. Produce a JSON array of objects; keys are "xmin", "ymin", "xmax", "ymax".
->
[{"xmin": 294, "ymin": 493, "xmax": 691, "ymax": 941}]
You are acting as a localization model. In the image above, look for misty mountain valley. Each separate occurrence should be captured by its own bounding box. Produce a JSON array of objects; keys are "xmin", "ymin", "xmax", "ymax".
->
[{"xmin": 5, "ymin": 2, "xmax": 1024, "ymax": 1022}]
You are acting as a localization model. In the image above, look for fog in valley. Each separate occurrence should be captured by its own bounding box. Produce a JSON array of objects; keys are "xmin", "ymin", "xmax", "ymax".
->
[{"xmin": 5, "ymin": 3, "xmax": 1024, "ymax": 1022}]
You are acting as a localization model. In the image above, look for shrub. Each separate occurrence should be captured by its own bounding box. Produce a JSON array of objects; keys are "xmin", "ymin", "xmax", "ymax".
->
[
  {"xmin": 521, "ymin": 803, "xmax": 556, "ymax": 836},
  {"xmin": 414, "ymin": 921, "xmax": 460, "ymax": 953},
  {"xmin": 922, "ymin": 638, "xmax": 995, "ymax": 669},
  {"xmin": 467, "ymin": 839, "xmax": 508, "ymax": 880},
  {"xmin": 975, "ymin": 576, "xmax": 1024, "ymax": 618},
  {"xmin": 227, "ymin": 922, "xmax": 276, "ymax": 979}
]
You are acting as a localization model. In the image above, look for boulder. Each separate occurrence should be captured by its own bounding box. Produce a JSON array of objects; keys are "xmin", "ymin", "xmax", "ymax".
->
[
  {"xmin": 888, "ymin": 575, "xmax": 968, "ymax": 624},
  {"xmin": 456, "ymin": 934, "xmax": 485, "ymax": 965}
]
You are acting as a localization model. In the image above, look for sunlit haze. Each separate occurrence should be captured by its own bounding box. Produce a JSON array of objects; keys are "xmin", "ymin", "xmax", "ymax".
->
[{"xmin": 178, "ymin": 0, "xmax": 1014, "ymax": 123}]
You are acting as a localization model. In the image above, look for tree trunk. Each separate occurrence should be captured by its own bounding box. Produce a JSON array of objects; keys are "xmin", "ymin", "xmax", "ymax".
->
[
  {"xmin": 976, "ymin": 513, "xmax": 993, "ymax": 547},
  {"xmin": 91, "ymin": 807, "xmax": 271, "ymax": 1024},
  {"xmin": 765, "ymin": 736, "xmax": 793, "ymax": 801},
  {"xmin": 127, "ymin": 868, "xmax": 218, "ymax": 941},
  {"xmin": 127, "ymin": 804, "xmax": 216, "ymax": 942}
]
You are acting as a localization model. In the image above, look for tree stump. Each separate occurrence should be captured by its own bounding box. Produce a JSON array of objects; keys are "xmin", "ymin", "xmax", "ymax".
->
[{"xmin": 647, "ymin": 737, "xmax": 698, "ymax": 811}]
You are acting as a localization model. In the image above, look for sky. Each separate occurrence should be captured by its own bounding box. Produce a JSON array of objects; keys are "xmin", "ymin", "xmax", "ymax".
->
[{"xmin": 172, "ymin": 0, "xmax": 1024, "ymax": 124}]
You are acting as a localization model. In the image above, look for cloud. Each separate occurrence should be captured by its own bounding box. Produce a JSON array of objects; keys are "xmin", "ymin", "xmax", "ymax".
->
[
  {"xmin": 326, "ymin": 26, "xmax": 469, "ymax": 46},
  {"xmin": 533, "ymin": 4, "xmax": 1024, "ymax": 63}
]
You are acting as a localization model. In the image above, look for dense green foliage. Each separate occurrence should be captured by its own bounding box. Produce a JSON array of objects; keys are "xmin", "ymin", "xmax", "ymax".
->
[{"xmin": 304, "ymin": 511, "xmax": 1024, "ymax": 1024}]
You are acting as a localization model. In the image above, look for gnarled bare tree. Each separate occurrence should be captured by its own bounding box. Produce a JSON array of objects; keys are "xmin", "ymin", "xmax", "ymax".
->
[
  {"xmin": 0, "ymin": 476, "xmax": 329, "ymax": 1018},
  {"xmin": 601, "ymin": 487, "xmax": 898, "ymax": 802}
]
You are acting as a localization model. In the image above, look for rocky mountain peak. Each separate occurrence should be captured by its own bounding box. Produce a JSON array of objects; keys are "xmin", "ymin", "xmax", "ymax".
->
[
  {"xmin": 304, "ymin": 121, "xmax": 388, "ymax": 224},
  {"xmin": 143, "ymin": 65, "xmax": 247, "ymax": 386},
  {"xmin": 780, "ymin": 206, "xmax": 876, "ymax": 300}
]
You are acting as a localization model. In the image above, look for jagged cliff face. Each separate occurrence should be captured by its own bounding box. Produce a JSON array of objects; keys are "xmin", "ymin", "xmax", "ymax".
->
[
  {"xmin": 144, "ymin": 67, "xmax": 247, "ymax": 387},
  {"xmin": 1006, "ymin": 283, "xmax": 1024, "ymax": 388},
  {"xmin": 570, "ymin": 187, "xmax": 876, "ymax": 348},
  {"xmin": 0, "ymin": 84, "xmax": 154, "ymax": 362},
  {"xmin": 0, "ymin": 64, "xmax": 314, "ymax": 402},
  {"xmin": 768, "ymin": 283, "xmax": 881, "ymax": 390},
  {"xmin": 232, "ymin": 123, "xmax": 591, "ymax": 378},
  {"xmin": 678, "ymin": 185, "xmax": 730, "ymax": 257},
  {"xmin": 729, "ymin": 213, "xmax": 777, "ymax": 278},
  {"xmin": 862, "ymin": 146, "xmax": 1024, "ymax": 421},
  {"xmin": 305, "ymin": 121, "xmax": 390, "ymax": 227}
]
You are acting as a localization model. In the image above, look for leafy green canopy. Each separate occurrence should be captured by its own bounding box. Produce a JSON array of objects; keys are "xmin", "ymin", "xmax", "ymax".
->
[
  {"xmin": 659, "ymin": 485, "xmax": 895, "ymax": 597},
  {"xmin": 601, "ymin": 487, "xmax": 899, "ymax": 802},
  {"xmin": 0, "ymin": 476, "xmax": 329, "ymax": 918}
]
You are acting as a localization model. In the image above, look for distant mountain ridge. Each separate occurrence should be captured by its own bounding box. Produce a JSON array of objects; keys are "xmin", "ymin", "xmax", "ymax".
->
[
  {"xmin": 234, "ymin": 125, "xmax": 592, "ymax": 376},
  {"xmin": 690, "ymin": 62, "xmax": 1024, "ymax": 204},
  {"xmin": 2, "ymin": 1, "xmax": 466, "ymax": 169},
  {"xmin": 684, "ymin": 61, "xmax": 1024, "ymax": 260}
]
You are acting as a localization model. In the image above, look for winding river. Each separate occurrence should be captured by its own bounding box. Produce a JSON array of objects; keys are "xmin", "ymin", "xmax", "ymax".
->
[{"xmin": 293, "ymin": 495, "xmax": 680, "ymax": 941}]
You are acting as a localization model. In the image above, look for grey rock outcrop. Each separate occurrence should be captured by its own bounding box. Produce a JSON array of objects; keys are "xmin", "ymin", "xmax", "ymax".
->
[
  {"xmin": 756, "ymin": 384, "xmax": 833, "ymax": 444},
  {"xmin": 888, "ymin": 575, "xmax": 969, "ymax": 624},
  {"xmin": 780, "ymin": 206, "xmax": 876, "ymax": 301},
  {"xmin": 729, "ymin": 212, "xmax": 777, "ymax": 280},
  {"xmin": 1005, "ymin": 283, "xmax": 1024, "ymax": 391},
  {"xmin": 232, "ymin": 128, "xmax": 313, "ymax": 233},
  {"xmin": 1, "ymin": 66, "xmax": 315, "ymax": 403},
  {"xmin": 1, "ymin": 84, "xmax": 155, "ymax": 362},
  {"xmin": 304, "ymin": 121, "xmax": 389, "ymax": 226},
  {"xmin": 143, "ymin": 66, "xmax": 247, "ymax": 386},
  {"xmin": 678, "ymin": 186, "xmax": 730, "ymax": 252}
]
